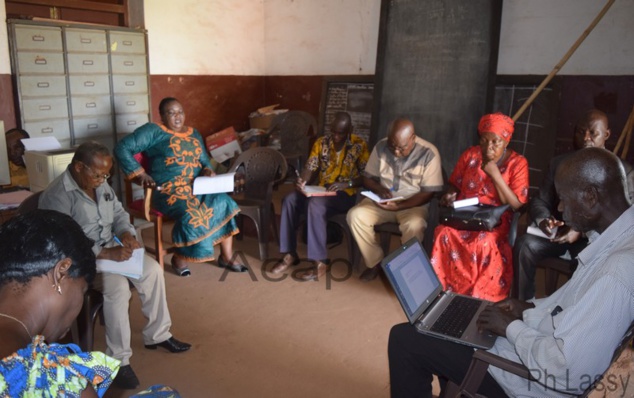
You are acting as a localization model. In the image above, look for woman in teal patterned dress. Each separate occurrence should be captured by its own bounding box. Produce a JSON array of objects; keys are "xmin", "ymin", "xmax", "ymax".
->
[
  {"xmin": 0, "ymin": 210, "xmax": 119, "ymax": 397},
  {"xmin": 115, "ymin": 97, "xmax": 245, "ymax": 276}
]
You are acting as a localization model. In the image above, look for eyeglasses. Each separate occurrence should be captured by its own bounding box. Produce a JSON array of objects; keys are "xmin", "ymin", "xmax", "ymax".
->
[
  {"xmin": 82, "ymin": 163, "xmax": 110, "ymax": 180},
  {"xmin": 388, "ymin": 135, "xmax": 414, "ymax": 153}
]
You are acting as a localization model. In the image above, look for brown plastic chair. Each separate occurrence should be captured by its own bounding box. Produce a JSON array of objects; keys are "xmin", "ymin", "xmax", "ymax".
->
[
  {"xmin": 443, "ymin": 320, "xmax": 634, "ymax": 397},
  {"xmin": 17, "ymin": 191, "xmax": 104, "ymax": 351},
  {"xmin": 229, "ymin": 147, "xmax": 288, "ymax": 260},
  {"xmin": 266, "ymin": 111, "xmax": 318, "ymax": 175},
  {"xmin": 123, "ymin": 153, "xmax": 174, "ymax": 269}
]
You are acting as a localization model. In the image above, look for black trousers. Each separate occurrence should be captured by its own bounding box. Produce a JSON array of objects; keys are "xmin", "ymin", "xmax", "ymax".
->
[
  {"xmin": 388, "ymin": 323, "xmax": 508, "ymax": 398},
  {"xmin": 513, "ymin": 233, "xmax": 587, "ymax": 300}
]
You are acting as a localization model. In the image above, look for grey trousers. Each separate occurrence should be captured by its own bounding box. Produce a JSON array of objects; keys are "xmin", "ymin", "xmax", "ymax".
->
[{"xmin": 93, "ymin": 254, "xmax": 172, "ymax": 365}]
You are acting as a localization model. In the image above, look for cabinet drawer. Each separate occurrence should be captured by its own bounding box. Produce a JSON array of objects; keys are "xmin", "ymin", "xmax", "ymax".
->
[
  {"xmin": 112, "ymin": 75, "xmax": 148, "ymax": 94},
  {"xmin": 111, "ymin": 54, "xmax": 147, "ymax": 74},
  {"xmin": 65, "ymin": 29, "xmax": 107, "ymax": 53},
  {"xmin": 23, "ymin": 119, "xmax": 70, "ymax": 141},
  {"xmin": 73, "ymin": 116, "xmax": 114, "ymax": 138},
  {"xmin": 109, "ymin": 32, "xmax": 146, "ymax": 54},
  {"xmin": 114, "ymin": 94, "xmax": 149, "ymax": 114},
  {"xmin": 17, "ymin": 52, "xmax": 65, "ymax": 74},
  {"xmin": 71, "ymin": 95, "xmax": 112, "ymax": 117},
  {"xmin": 116, "ymin": 113, "xmax": 149, "ymax": 133},
  {"xmin": 14, "ymin": 25, "xmax": 62, "ymax": 51},
  {"xmin": 69, "ymin": 75, "xmax": 111, "ymax": 95},
  {"xmin": 19, "ymin": 75, "xmax": 67, "ymax": 97},
  {"xmin": 67, "ymin": 53, "xmax": 109, "ymax": 74},
  {"xmin": 22, "ymin": 97, "xmax": 69, "ymax": 121}
]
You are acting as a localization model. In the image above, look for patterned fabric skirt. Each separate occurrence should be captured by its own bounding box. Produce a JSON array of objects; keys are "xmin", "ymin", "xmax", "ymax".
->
[
  {"xmin": 153, "ymin": 192, "xmax": 240, "ymax": 262},
  {"xmin": 430, "ymin": 224, "xmax": 513, "ymax": 302}
]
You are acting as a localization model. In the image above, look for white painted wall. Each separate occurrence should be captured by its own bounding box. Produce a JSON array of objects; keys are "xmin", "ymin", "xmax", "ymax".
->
[
  {"xmin": 145, "ymin": 0, "xmax": 265, "ymax": 75},
  {"xmin": 1, "ymin": 0, "xmax": 632, "ymax": 76},
  {"xmin": 498, "ymin": 0, "xmax": 634, "ymax": 75},
  {"xmin": 0, "ymin": 1, "xmax": 11, "ymax": 74},
  {"xmin": 263, "ymin": 0, "xmax": 381, "ymax": 75}
]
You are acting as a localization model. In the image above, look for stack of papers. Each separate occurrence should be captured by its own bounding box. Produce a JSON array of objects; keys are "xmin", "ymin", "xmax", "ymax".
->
[
  {"xmin": 361, "ymin": 191, "xmax": 404, "ymax": 203},
  {"xmin": 526, "ymin": 224, "xmax": 558, "ymax": 239},
  {"xmin": 96, "ymin": 247, "xmax": 144, "ymax": 279},
  {"xmin": 0, "ymin": 190, "xmax": 33, "ymax": 210}
]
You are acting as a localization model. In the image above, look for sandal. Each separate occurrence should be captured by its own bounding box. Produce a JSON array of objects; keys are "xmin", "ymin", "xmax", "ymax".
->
[
  {"xmin": 271, "ymin": 253, "xmax": 300, "ymax": 274},
  {"xmin": 217, "ymin": 256, "xmax": 248, "ymax": 273},
  {"xmin": 171, "ymin": 257, "xmax": 191, "ymax": 277}
]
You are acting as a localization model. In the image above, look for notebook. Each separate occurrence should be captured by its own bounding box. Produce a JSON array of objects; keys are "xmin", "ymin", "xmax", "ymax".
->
[{"xmin": 381, "ymin": 238, "xmax": 497, "ymax": 349}]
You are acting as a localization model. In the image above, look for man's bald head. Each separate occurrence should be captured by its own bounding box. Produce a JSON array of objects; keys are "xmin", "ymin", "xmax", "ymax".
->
[{"xmin": 387, "ymin": 118, "xmax": 416, "ymax": 157}]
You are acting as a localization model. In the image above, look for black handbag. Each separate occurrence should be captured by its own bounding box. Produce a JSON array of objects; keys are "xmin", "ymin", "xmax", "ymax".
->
[{"xmin": 439, "ymin": 203, "xmax": 511, "ymax": 232}]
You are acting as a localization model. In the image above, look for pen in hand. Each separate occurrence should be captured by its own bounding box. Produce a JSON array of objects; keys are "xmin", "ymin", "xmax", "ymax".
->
[{"xmin": 113, "ymin": 235, "xmax": 124, "ymax": 247}]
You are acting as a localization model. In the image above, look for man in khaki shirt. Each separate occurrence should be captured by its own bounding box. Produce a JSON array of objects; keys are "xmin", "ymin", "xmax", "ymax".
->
[{"xmin": 347, "ymin": 118, "xmax": 444, "ymax": 281}]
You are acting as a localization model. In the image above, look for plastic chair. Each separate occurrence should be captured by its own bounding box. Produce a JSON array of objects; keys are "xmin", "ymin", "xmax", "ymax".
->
[
  {"xmin": 123, "ymin": 153, "xmax": 174, "ymax": 269},
  {"xmin": 17, "ymin": 190, "xmax": 104, "ymax": 351},
  {"xmin": 443, "ymin": 319, "xmax": 634, "ymax": 397},
  {"xmin": 266, "ymin": 111, "xmax": 318, "ymax": 175},
  {"xmin": 228, "ymin": 147, "xmax": 288, "ymax": 260}
]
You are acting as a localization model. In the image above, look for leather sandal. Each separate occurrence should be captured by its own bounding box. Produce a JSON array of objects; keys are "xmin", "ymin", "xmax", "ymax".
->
[
  {"xmin": 218, "ymin": 256, "xmax": 248, "ymax": 273},
  {"xmin": 271, "ymin": 253, "xmax": 300, "ymax": 274},
  {"xmin": 298, "ymin": 261, "xmax": 329, "ymax": 281}
]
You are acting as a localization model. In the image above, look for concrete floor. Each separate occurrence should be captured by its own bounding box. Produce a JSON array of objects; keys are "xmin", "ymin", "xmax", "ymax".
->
[{"xmin": 97, "ymin": 184, "xmax": 633, "ymax": 398}]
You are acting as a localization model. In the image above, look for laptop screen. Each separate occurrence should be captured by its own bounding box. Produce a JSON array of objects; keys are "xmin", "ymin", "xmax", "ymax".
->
[{"xmin": 381, "ymin": 238, "xmax": 443, "ymax": 323}]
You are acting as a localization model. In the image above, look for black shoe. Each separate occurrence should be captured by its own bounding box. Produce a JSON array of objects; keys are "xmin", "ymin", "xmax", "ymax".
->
[
  {"xmin": 217, "ymin": 256, "xmax": 248, "ymax": 272},
  {"xmin": 113, "ymin": 364, "xmax": 140, "ymax": 390},
  {"xmin": 145, "ymin": 336, "xmax": 191, "ymax": 353},
  {"xmin": 359, "ymin": 265, "xmax": 380, "ymax": 282}
]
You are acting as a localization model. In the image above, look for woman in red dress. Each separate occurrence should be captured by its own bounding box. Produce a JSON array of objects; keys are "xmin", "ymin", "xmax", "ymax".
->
[{"xmin": 431, "ymin": 113, "xmax": 529, "ymax": 301}]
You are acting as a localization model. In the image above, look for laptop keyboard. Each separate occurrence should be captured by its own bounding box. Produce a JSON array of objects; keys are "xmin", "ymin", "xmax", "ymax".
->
[{"xmin": 430, "ymin": 296, "xmax": 481, "ymax": 338}]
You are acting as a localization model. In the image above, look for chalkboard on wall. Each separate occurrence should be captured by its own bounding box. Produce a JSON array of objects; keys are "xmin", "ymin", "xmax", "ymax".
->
[
  {"xmin": 319, "ymin": 77, "xmax": 374, "ymax": 142},
  {"xmin": 372, "ymin": 0, "xmax": 502, "ymax": 174}
]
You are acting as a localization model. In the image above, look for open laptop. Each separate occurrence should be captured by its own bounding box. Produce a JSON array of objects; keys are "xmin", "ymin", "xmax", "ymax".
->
[{"xmin": 381, "ymin": 238, "xmax": 497, "ymax": 349}]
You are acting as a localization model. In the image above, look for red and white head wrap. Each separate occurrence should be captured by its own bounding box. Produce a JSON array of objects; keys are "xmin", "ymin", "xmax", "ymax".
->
[{"xmin": 478, "ymin": 113, "xmax": 514, "ymax": 142}]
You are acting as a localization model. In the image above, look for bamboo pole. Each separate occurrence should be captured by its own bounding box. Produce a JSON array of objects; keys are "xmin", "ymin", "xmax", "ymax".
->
[
  {"xmin": 512, "ymin": 0, "xmax": 616, "ymax": 121},
  {"xmin": 619, "ymin": 111, "xmax": 634, "ymax": 160}
]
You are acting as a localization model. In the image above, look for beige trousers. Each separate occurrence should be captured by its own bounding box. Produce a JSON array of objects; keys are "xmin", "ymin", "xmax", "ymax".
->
[
  {"xmin": 347, "ymin": 198, "xmax": 429, "ymax": 269},
  {"xmin": 94, "ymin": 254, "xmax": 172, "ymax": 365}
]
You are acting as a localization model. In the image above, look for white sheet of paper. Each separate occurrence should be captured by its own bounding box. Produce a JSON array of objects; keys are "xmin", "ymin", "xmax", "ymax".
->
[
  {"xmin": 96, "ymin": 247, "xmax": 144, "ymax": 279},
  {"xmin": 193, "ymin": 172, "xmax": 236, "ymax": 195},
  {"xmin": 361, "ymin": 190, "xmax": 404, "ymax": 203},
  {"xmin": 452, "ymin": 197, "xmax": 479, "ymax": 208},
  {"xmin": 301, "ymin": 185, "xmax": 337, "ymax": 197},
  {"xmin": 526, "ymin": 224, "xmax": 558, "ymax": 240},
  {"xmin": 21, "ymin": 137, "xmax": 62, "ymax": 151}
]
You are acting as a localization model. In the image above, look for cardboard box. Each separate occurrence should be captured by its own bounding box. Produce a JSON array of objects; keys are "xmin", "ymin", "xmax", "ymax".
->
[
  {"xmin": 205, "ymin": 127, "xmax": 241, "ymax": 163},
  {"xmin": 248, "ymin": 104, "xmax": 288, "ymax": 130}
]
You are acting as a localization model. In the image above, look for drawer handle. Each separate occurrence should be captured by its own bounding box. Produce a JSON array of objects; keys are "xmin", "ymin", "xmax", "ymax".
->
[
  {"xmin": 41, "ymin": 127, "xmax": 53, "ymax": 133},
  {"xmin": 37, "ymin": 82, "xmax": 50, "ymax": 88},
  {"xmin": 123, "ymin": 40, "xmax": 133, "ymax": 46},
  {"xmin": 80, "ymin": 38, "xmax": 92, "ymax": 44},
  {"xmin": 84, "ymin": 81, "xmax": 95, "ymax": 87},
  {"xmin": 82, "ymin": 60, "xmax": 94, "ymax": 65},
  {"xmin": 127, "ymin": 120, "xmax": 137, "ymax": 126},
  {"xmin": 124, "ymin": 61, "xmax": 134, "ymax": 66},
  {"xmin": 39, "ymin": 105, "xmax": 52, "ymax": 111},
  {"xmin": 126, "ymin": 101, "xmax": 136, "ymax": 106},
  {"xmin": 88, "ymin": 123, "xmax": 98, "ymax": 129},
  {"xmin": 34, "ymin": 57, "xmax": 48, "ymax": 65},
  {"xmin": 86, "ymin": 102, "xmax": 96, "ymax": 108},
  {"xmin": 32, "ymin": 35, "xmax": 45, "ymax": 42},
  {"xmin": 125, "ymin": 81, "xmax": 135, "ymax": 86}
]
